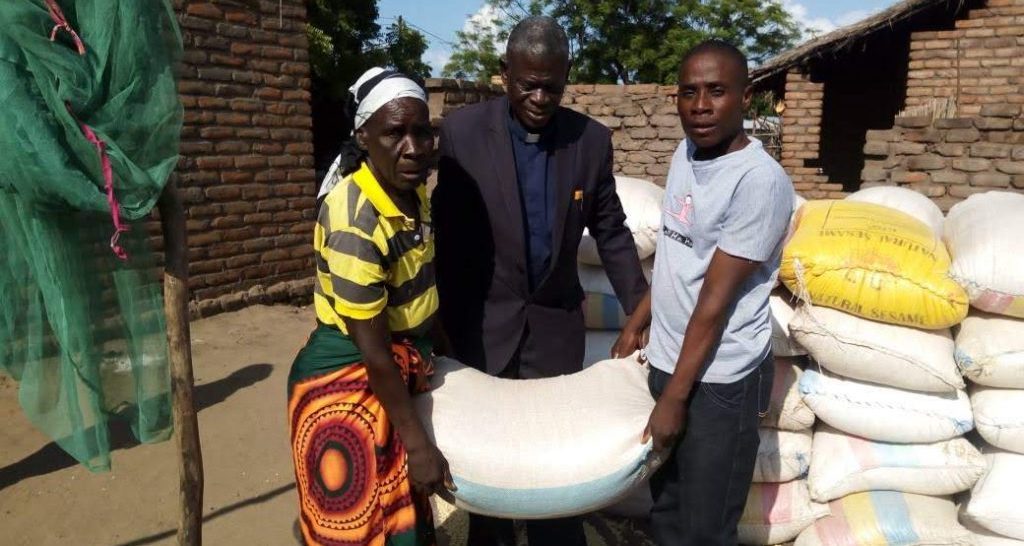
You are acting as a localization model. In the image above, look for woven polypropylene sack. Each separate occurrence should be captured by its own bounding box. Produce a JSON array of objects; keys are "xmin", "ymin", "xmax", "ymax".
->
[
  {"xmin": 808, "ymin": 424, "xmax": 985, "ymax": 502},
  {"xmin": 578, "ymin": 176, "xmax": 664, "ymax": 265},
  {"xmin": 753, "ymin": 427, "xmax": 812, "ymax": 483},
  {"xmin": 780, "ymin": 200, "xmax": 968, "ymax": 329},
  {"xmin": 738, "ymin": 480, "xmax": 830, "ymax": 545},
  {"xmin": 956, "ymin": 312, "xmax": 1024, "ymax": 389},
  {"xmin": 799, "ymin": 369, "xmax": 973, "ymax": 443},
  {"xmin": 790, "ymin": 306, "xmax": 962, "ymax": 393},
  {"xmin": 970, "ymin": 386, "xmax": 1024, "ymax": 454},
  {"xmin": 415, "ymin": 357, "xmax": 661, "ymax": 518},
  {"xmin": 796, "ymin": 492, "xmax": 971, "ymax": 546},
  {"xmin": 963, "ymin": 449, "xmax": 1024, "ymax": 541},
  {"xmin": 770, "ymin": 290, "xmax": 807, "ymax": 357},
  {"xmin": 945, "ymin": 192, "xmax": 1024, "ymax": 318},
  {"xmin": 761, "ymin": 356, "xmax": 815, "ymax": 431},
  {"xmin": 846, "ymin": 186, "xmax": 944, "ymax": 237}
]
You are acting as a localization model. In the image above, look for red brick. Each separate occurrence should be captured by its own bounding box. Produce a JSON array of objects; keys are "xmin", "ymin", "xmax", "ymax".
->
[
  {"xmin": 262, "ymin": 249, "xmax": 290, "ymax": 262},
  {"xmin": 196, "ymin": 156, "xmax": 234, "ymax": 170},
  {"xmin": 285, "ymin": 142, "xmax": 313, "ymax": 154},
  {"xmin": 221, "ymin": 171, "xmax": 254, "ymax": 184},
  {"xmin": 274, "ymin": 184, "xmax": 305, "ymax": 197},
  {"xmin": 205, "ymin": 186, "xmax": 243, "ymax": 200},
  {"xmin": 273, "ymin": 211, "xmax": 303, "ymax": 223},
  {"xmin": 253, "ymin": 142, "xmax": 284, "ymax": 154},
  {"xmin": 216, "ymin": 112, "xmax": 250, "ymax": 126},
  {"xmin": 281, "ymin": 62, "xmax": 308, "ymax": 75},
  {"xmin": 214, "ymin": 141, "xmax": 250, "ymax": 154},
  {"xmin": 258, "ymin": 199, "xmax": 288, "ymax": 212},
  {"xmin": 237, "ymin": 128, "xmax": 271, "ymax": 139},
  {"xmin": 235, "ymin": 156, "xmax": 268, "ymax": 169},
  {"xmin": 255, "ymin": 87, "xmax": 283, "ymax": 100},
  {"xmin": 224, "ymin": 10, "xmax": 257, "ymax": 25},
  {"xmin": 210, "ymin": 53, "xmax": 245, "ymax": 68},
  {"xmin": 211, "ymin": 215, "xmax": 244, "ymax": 229},
  {"xmin": 244, "ymin": 212, "xmax": 273, "ymax": 224},
  {"xmin": 223, "ymin": 202, "xmax": 256, "ymax": 215}
]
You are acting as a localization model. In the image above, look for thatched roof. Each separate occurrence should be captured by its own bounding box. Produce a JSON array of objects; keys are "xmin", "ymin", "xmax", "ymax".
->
[{"xmin": 751, "ymin": 0, "xmax": 968, "ymax": 85}]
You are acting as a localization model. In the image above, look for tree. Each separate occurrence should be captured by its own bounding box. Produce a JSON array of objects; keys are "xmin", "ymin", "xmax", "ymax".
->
[
  {"xmin": 306, "ymin": 0, "xmax": 381, "ymax": 99},
  {"xmin": 382, "ymin": 17, "xmax": 433, "ymax": 81},
  {"xmin": 446, "ymin": 0, "xmax": 802, "ymax": 84},
  {"xmin": 442, "ymin": 10, "xmax": 508, "ymax": 81},
  {"xmin": 306, "ymin": 2, "xmax": 433, "ymax": 97}
]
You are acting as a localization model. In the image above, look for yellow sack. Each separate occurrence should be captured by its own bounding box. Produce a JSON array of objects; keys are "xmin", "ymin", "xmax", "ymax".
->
[{"xmin": 780, "ymin": 200, "xmax": 968, "ymax": 330}]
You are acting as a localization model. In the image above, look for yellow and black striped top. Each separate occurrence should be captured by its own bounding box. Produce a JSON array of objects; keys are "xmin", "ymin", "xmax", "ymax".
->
[{"xmin": 312, "ymin": 162, "xmax": 437, "ymax": 336}]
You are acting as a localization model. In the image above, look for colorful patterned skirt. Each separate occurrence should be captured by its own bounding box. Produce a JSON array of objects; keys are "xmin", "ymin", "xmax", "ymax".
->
[{"xmin": 288, "ymin": 341, "xmax": 435, "ymax": 546}]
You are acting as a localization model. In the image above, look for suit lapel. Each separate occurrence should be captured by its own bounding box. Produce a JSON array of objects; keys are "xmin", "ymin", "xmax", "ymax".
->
[
  {"xmin": 547, "ymin": 114, "xmax": 577, "ymax": 274},
  {"xmin": 485, "ymin": 99, "xmax": 527, "ymax": 270}
]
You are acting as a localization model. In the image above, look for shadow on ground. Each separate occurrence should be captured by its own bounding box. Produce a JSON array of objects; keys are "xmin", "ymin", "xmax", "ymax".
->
[
  {"xmin": 112, "ymin": 482, "xmax": 297, "ymax": 546},
  {"xmin": 0, "ymin": 363, "xmax": 274, "ymax": 490}
]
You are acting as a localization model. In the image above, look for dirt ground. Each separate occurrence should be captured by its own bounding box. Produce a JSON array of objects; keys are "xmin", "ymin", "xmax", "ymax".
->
[{"xmin": 0, "ymin": 305, "xmax": 653, "ymax": 546}]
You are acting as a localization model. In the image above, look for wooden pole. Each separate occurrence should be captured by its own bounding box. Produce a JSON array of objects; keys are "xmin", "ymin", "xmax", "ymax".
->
[{"xmin": 158, "ymin": 180, "xmax": 204, "ymax": 546}]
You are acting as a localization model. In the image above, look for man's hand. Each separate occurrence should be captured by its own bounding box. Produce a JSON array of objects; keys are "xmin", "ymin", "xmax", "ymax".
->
[
  {"xmin": 611, "ymin": 325, "xmax": 648, "ymax": 361},
  {"xmin": 641, "ymin": 396, "xmax": 688, "ymax": 453}
]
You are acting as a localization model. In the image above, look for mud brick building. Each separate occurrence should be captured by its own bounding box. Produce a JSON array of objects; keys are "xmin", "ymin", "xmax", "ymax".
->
[
  {"xmin": 751, "ymin": 0, "xmax": 1024, "ymax": 207},
  {"xmin": 168, "ymin": 0, "xmax": 316, "ymax": 316}
]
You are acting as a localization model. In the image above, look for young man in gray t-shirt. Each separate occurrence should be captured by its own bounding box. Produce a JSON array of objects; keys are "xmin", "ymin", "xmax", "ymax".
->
[{"xmin": 611, "ymin": 40, "xmax": 794, "ymax": 545}]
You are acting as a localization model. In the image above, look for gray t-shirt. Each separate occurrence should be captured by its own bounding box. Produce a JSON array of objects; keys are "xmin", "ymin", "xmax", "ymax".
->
[{"xmin": 646, "ymin": 138, "xmax": 793, "ymax": 383}]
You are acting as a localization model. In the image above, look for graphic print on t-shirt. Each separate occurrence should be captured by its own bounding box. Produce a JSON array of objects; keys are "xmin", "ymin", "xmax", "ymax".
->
[{"xmin": 664, "ymin": 192, "xmax": 694, "ymax": 248}]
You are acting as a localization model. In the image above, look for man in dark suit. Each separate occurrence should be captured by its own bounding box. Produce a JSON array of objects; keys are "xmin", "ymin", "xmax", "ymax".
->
[{"xmin": 431, "ymin": 15, "xmax": 649, "ymax": 546}]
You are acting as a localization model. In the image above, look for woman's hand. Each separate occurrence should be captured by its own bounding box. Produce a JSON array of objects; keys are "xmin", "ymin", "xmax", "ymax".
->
[{"xmin": 407, "ymin": 443, "xmax": 456, "ymax": 499}]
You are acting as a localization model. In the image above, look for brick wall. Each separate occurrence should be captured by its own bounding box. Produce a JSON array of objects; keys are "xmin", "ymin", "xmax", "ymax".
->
[
  {"xmin": 563, "ymin": 84, "xmax": 682, "ymax": 185},
  {"xmin": 779, "ymin": 71, "xmax": 837, "ymax": 197},
  {"xmin": 170, "ymin": 0, "xmax": 316, "ymax": 317},
  {"xmin": 905, "ymin": 0, "xmax": 1024, "ymax": 117},
  {"xmin": 861, "ymin": 106, "xmax": 1024, "ymax": 210},
  {"xmin": 424, "ymin": 80, "xmax": 684, "ymax": 186}
]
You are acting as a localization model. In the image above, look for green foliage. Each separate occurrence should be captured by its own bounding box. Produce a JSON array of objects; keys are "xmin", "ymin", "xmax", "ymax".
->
[
  {"xmin": 446, "ymin": 0, "xmax": 803, "ymax": 84},
  {"xmin": 442, "ymin": 15, "xmax": 506, "ymax": 81},
  {"xmin": 306, "ymin": 1, "xmax": 432, "ymax": 98},
  {"xmin": 383, "ymin": 17, "xmax": 432, "ymax": 80},
  {"xmin": 306, "ymin": 0, "xmax": 380, "ymax": 98}
]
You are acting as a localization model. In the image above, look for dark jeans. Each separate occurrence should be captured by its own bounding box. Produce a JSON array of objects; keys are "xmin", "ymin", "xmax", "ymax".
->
[
  {"xmin": 647, "ymin": 355, "xmax": 773, "ymax": 546},
  {"xmin": 466, "ymin": 326, "xmax": 588, "ymax": 546}
]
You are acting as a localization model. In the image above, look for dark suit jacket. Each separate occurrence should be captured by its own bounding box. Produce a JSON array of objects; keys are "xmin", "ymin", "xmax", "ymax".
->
[{"xmin": 432, "ymin": 96, "xmax": 648, "ymax": 377}]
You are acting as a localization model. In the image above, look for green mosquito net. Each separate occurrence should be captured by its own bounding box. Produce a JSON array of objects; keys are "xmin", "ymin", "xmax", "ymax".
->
[{"xmin": 0, "ymin": 0, "xmax": 183, "ymax": 471}]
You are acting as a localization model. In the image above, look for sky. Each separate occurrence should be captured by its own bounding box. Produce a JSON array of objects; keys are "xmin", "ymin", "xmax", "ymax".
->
[{"xmin": 377, "ymin": 0, "xmax": 902, "ymax": 76}]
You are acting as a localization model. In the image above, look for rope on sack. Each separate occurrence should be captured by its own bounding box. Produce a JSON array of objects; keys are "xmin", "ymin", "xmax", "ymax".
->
[
  {"xmin": 44, "ymin": 0, "xmax": 85, "ymax": 55},
  {"xmin": 790, "ymin": 258, "xmax": 828, "ymax": 374}
]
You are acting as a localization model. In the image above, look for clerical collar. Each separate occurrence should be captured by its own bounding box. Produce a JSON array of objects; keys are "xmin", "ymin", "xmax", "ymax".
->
[{"xmin": 507, "ymin": 107, "xmax": 553, "ymax": 144}]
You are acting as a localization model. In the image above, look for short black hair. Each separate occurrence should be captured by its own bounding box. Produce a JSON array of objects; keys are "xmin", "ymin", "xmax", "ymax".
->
[
  {"xmin": 506, "ymin": 16, "xmax": 570, "ymax": 62},
  {"xmin": 680, "ymin": 40, "xmax": 749, "ymax": 85}
]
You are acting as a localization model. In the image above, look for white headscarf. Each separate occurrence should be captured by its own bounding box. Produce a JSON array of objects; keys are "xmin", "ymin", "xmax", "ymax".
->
[
  {"xmin": 318, "ymin": 68, "xmax": 428, "ymax": 199},
  {"xmin": 350, "ymin": 67, "xmax": 427, "ymax": 131}
]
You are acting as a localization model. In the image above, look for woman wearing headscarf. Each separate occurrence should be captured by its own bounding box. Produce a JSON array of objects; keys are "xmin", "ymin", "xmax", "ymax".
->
[{"xmin": 289, "ymin": 68, "xmax": 453, "ymax": 546}]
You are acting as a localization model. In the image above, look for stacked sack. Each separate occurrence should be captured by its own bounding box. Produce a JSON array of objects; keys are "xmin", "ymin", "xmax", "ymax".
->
[
  {"xmin": 946, "ymin": 192, "xmax": 1024, "ymax": 544},
  {"xmin": 739, "ymin": 195, "xmax": 832, "ymax": 545},
  {"xmin": 780, "ymin": 188, "xmax": 982, "ymax": 545},
  {"xmin": 579, "ymin": 175, "xmax": 662, "ymax": 334}
]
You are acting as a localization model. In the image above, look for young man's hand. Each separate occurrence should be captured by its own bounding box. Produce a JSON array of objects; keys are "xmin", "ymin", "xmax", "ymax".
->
[
  {"xmin": 642, "ymin": 395, "xmax": 688, "ymax": 452},
  {"xmin": 611, "ymin": 325, "xmax": 648, "ymax": 360}
]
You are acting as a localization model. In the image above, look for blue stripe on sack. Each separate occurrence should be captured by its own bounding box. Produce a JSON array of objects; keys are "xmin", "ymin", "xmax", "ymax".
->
[
  {"xmin": 870, "ymin": 491, "xmax": 919, "ymax": 544},
  {"xmin": 798, "ymin": 367, "xmax": 821, "ymax": 396},
  {"xmin": 953, "ymin": 348, "xmax": 975, "ymax": 372},
  {"xmin": 601, "ymin": 293, "xmax": 624, "ymax": 329},
  {"xmin": 450, "ymin": 448, "xmax": 653, "ymax": 519}
]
